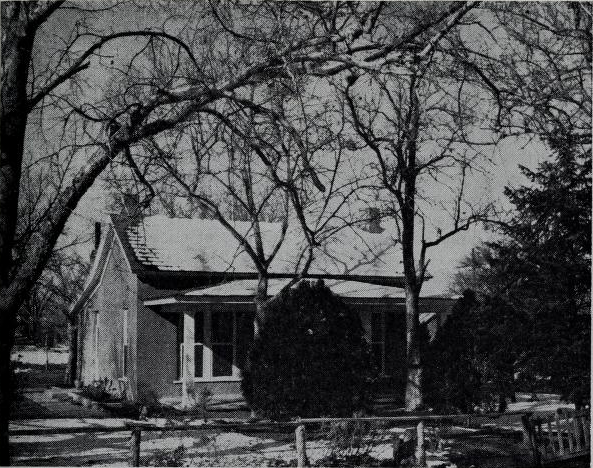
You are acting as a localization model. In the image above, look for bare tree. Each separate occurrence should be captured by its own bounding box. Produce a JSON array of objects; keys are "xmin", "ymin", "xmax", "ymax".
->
[
  {"xmin": 1, "ymin": 0, "xmax": 486, "ymax": 454},
  {"xmin": 452, "ymin": 3, "xmax": 591, "ymax": 146},
  {"xmin": 338, "ymin": 2, "xmax": 490, "ymax": 410},
  {"xmin": 27, "ymin": 250, "xmax": 89, "ymax": 386},
  {"xmin": 141, "ymin": 77, "xmax": 369, "ymax": 338}
]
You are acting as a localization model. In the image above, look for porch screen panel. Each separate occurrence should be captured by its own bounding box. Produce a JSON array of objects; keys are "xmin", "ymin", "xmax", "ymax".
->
[
  {"xmin": 386, "ymin": 310, "xmax": 405, "ymax": 389},
  {"xmin": 211, "ymin": 311, "xmax": 233, "ymax": 377},
  {"xmin": 176, "ymin": 314, "xmax": 183, "ymax": 379},
  {"xmin": 370, "ymin": 312, "xmax": 385, "ymax": 374},
  {"xmin": 194, "ymin": 312, "xmax": 204, "ymax": 378},
  {"xmin": 236, "ymin": 310, "xmax": 253, "ymax": 371}
]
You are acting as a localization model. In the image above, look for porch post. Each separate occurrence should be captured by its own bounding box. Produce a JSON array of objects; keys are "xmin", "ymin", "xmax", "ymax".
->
[{"xmin": 182, "ymin": 310, "xmax": 195, "ymax": 408}]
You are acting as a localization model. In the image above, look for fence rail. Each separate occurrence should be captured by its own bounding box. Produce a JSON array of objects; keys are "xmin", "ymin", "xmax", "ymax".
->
[{"xmin": 11, "ymin": 410, "xmax": 589, "ymax": 467}]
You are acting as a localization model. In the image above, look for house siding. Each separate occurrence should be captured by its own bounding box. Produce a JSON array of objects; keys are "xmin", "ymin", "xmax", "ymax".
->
[
  {"xmin": 135, "ymin": 292, "xmax": 256, "ymax": 403},
  {"xmin": 78, "ymin": 233, "xmax": 138, "ymax": 399},
  {"xmin": 79, "ymin": 293, "xmax": 99, "ymax": 384},
  {"xmin": 421, "ymin": 298, "xmax": 455, "ymax": 339},
  {"xmin": 136, "ymin": 282, "xmax": 183, "ymax": 403},
  {"xmin": 76, "ymin": 219, "xmax": 455, "ymax": 405}
]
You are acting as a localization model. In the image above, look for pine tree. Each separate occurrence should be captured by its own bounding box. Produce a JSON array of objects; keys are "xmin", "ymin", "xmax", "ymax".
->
[{"xmin": 449, "ymin": 130, "xmax": 591, "ymax": 408}]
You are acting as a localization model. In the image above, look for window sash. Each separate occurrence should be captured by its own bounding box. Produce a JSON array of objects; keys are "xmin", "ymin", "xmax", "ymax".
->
[
  {"xmin": 194, "ymin": 343, "xmax": 203, "ymax": 377},
  {"xmin": 178, "ymin": 310, "xmax": 238, "ymax": 380},
  {"xmin": 121, "ymin": 309, "xmax": 128, "ymax": 378}
]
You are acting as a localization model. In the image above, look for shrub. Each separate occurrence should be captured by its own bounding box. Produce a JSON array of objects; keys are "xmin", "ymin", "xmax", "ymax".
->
[
  {"xmin": 81, "ymin": 380, "xmax": 110, "ymax": 402},
  {"xmin": 424, "ymin": 290, "xmax": 529, "ymax": 413},
  {"xmin": 423, "ymin": 290, "xmax": 483, "ymax": 413},
  {"xmin": 148, "ymin": 445, "xmax": 186, "ymax": 466},
  {"xmin": 242, "ymin": 280, "xmax": 375, "ymax": 419}
]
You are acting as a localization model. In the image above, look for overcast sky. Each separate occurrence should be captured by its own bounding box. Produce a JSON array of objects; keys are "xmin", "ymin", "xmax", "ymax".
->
[{"xmin": 47, "ymin": 1, "xmax": 555, "ymax": 294}]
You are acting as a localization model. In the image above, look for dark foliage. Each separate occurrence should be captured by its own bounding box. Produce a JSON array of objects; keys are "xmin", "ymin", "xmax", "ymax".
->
[
  {"xmin": 451, "ymin": 134, "xmax": 591, "ymax": 408},
  {"xmin": 423, "ymin": 291, "xmax": 482, "ymax": 413},
  {"xmin": 242, "ymin": 280, "xmax": 375, "ymax": 419}
]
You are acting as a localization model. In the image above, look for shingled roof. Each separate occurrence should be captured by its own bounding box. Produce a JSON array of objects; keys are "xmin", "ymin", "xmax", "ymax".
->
[
  {"xmin": 72, "ymin": 213, "xmax": 459, "ymax": 313},
  {"xmin": 113, "ymin": 214, "xmax": 405, "ymax": 283}
]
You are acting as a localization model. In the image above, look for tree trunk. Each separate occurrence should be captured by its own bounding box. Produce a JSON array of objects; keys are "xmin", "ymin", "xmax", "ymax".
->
[
  {"xmin": 400, "ymin": 160, "xmax": 422, "ymax": 411},
  {"xmin": 64, "ymin": 317, "xmax": 78, "ymax": 386},
  {"xmin": 404, "ymin": 286, "xmax": 423, "ymax": 411},
  {"xmin": 253, "ymin": 275, "xmax": 268, "ymax": 339},
  {"xmin": 249, "ymin": 275, "xmax": 268, "ymax": 418},
  {"xmin": 0, "ymin": 300, "xmax": 18, "ymax": 466},
  {"xmin": 0, "ymin": 351, "xmax": 11, "ymax": 466},
  {"xmin": 1, "ymin": 14, "xmax": 39, "ymax": 462},
  {"xmin": 0, "ymin": 22, "xmax": 32, "ymax": 289}
]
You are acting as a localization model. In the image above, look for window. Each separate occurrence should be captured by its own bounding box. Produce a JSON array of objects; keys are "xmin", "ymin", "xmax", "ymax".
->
[
  {"xmin": 370, "ymin": 312, "xmax": 386, "ymax": 375},
  {"xmin": 121, "ymin": 309, "xmax": 129, "ymax": 377},
  {"xmin": 177, "ymin": 315, "xmax": 183, "ymax": 379},
  {"xmin": 93, "ymin": 310, "xmax": 100, "ymax": 381},
  {"xmin": 178, "ymin": 309, "xmax": 238, "ymax": 381},
  {"xmin": 194, "ymin": 312, "xmax": 204, "ymax": 377},
  {"xmin": 211, "ymin": 312, "xmax": 234, "ymax": 377}
]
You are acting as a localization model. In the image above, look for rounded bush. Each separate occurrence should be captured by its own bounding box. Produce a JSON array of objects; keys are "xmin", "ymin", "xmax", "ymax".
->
[{"xmin": 242, "ymin": 280, "xmax": 375, "ymax": 419}]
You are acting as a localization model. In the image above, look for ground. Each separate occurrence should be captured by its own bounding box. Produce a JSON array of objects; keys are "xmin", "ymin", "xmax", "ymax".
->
[
  {"xmin": 9, "ymin": 346, "xmax": 588, "ymax": 467},
  {"xmin": 10, "ymin": 394, "xmax": 583, "ymax": 467}
]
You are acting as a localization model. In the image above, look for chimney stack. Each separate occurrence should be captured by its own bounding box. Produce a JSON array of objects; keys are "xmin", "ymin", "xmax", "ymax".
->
[
  {"xmin": 90, "ymin": 222, "xmax": 101, "ymax": 263},
  {"xmin": 94, "ymin": 222, "xmax": 101, "ymax": 251},
  {"xmin": 122, "ymin": 193, "xmax": 142, "ymax": 221},
  {"xmin": 364, "ymin": 207, "xmax": 384, "ymax": 233}
]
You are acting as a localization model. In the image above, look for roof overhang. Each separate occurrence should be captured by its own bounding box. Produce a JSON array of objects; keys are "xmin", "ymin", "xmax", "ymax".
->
[{"xmin": 143, "ymin": 278, "xmax": 456, "ymax": 308}]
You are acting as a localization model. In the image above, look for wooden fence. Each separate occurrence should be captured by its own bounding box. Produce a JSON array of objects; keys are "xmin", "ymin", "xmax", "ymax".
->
[
  {"xmin": 122, "ymin": 417, "xmax": 440, "ymax": 468},
  {"xmin": 11, "ymin": 410, "xmax": 589, "ymax": 467},
  {"xmin": 523, "ymin": 408, "xmax": 590, "ymax": 467}
]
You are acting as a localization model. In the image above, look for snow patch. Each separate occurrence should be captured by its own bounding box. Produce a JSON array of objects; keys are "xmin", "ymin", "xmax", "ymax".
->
[
  {"xmin": 126, "ymin": 215, "xmax": 404, "ymax": 278},
  {"xmin": 11, "ymin": 346, "xmax": 69, "ymax": 365},
  {"xmin": 10, "ymin": 434, "xmax": 76, "ymax": 443},
  {"xmin": 507, "ymin": 394, "xmax": 575, "ymax": 414}
]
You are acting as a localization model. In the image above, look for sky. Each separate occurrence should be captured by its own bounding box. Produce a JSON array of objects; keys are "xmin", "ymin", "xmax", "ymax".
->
[{"xmin": 39, "ymin": 1, "xmax": 555, "ymax": 294}]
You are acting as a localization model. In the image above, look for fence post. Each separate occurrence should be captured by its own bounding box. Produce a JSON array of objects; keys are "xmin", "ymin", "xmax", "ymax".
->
[
  {"xmin": 415, "ymin": 421, "xmax": 426, "ymax": 467},
  {"xmin": 295, "ymin": 424, "xmax": 308, "ymax": 468},
  {"xmin": 392, "ymin": 433, "xmax": 401, "ymax": 466},
  {"xmin": 521, "ymin": 414, "xmax": 540, "ymax": 467},
  {"xmin": 555, "ymin": 411, "xmax": 565, "ymax": 455},
  {"xmin": 129, "ymin": 427, "xmax": 141, "ymax": 467}
]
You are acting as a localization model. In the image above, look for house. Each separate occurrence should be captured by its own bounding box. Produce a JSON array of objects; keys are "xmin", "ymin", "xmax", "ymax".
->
[{"xmin": 72, "ymin": 212, "xmax": 457, "ymax": 407}]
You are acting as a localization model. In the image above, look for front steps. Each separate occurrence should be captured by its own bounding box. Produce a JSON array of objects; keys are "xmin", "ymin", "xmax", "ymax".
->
[{"xmin": 370, "ymin": 391, "xmax": 405, "ymax": 415}]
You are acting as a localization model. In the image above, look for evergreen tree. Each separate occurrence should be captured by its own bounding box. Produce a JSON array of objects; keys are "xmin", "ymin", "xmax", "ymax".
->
[
  {"xmin": 453, "ymin": 131, "xmax": 591, "ymax": 407},
  {"xmin": 424, "ymin": 290, "xmax": 482, "ymax": 413},
  {"xmin": 242, "ymin": 280, "xmax": 375, "ymax": 419},
  {"xmin": 503, "ymin": 132, "xmax": 590, "ymax": 405}
]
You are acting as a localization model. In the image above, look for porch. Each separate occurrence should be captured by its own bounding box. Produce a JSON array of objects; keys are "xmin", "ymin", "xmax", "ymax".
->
[{"xmin": 142, "ymin": 279, "xmax": 453, "ymax": 408}]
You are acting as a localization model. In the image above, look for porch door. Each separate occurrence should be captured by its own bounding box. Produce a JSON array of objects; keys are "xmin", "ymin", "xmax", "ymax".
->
[{"xmin": 364, "ymin": 308, "xmax": 406, "ymax": 389}]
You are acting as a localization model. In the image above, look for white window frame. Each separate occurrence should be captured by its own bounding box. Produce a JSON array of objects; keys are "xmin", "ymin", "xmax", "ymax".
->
[
  {"xmin": 93, "ymin": 310, "xmax": 100, "ymax": 381},
  {"xmin": 177, "ymin": 309, "xmax": 240, "ymax": 383}
]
